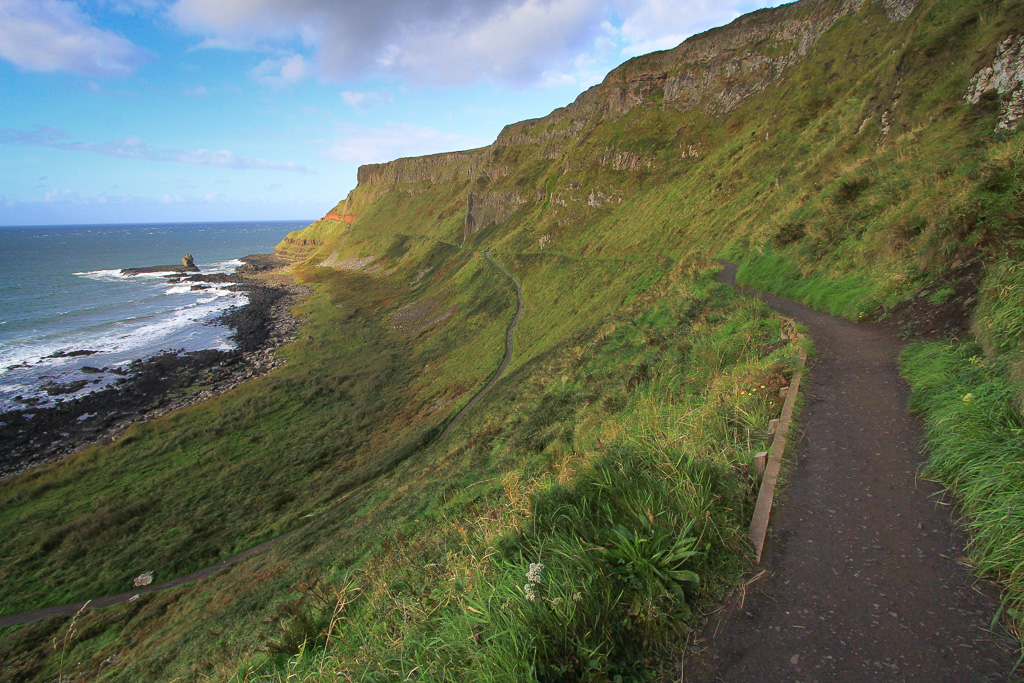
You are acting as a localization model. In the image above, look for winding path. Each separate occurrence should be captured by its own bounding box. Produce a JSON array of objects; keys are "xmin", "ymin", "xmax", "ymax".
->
[
  {"xmin": 439, "ymin": 249, "xmax": 524, "ymax": 440},
  {"xmin": 692, "ymin": 263, "xmax": 1013, "ymax": 681}
]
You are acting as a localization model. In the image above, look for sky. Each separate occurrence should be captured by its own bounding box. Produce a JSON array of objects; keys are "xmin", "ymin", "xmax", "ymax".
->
[{"xmin": 0, "ymin": 0, "xmax": 789, "ymax": 226}]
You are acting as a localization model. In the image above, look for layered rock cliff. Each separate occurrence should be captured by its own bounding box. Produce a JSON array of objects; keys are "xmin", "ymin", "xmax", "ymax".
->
[{"xmin": 356, "ymin": 150, "xmax": 487, "ymax": 187}]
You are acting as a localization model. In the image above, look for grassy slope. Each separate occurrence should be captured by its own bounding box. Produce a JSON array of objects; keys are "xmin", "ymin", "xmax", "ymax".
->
[
  {"xmin": 2, "ymin": 0, "xmax": 1023, "ymax": 679},
  {"xmin": 239, "ymin": 266, "xmax": 802, "ymax": 682},
  {"xmin": 1, "ymin": 167, "xmax": 779, "ymax": 680}
]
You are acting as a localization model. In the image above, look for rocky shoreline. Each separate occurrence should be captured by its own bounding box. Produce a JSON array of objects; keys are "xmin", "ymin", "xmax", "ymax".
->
[{"xmin": 0, "ymin": 261, "xmax": 310, "ymax": 480}]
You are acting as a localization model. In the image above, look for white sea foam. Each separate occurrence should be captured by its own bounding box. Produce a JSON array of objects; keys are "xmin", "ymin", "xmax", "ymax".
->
[
  {"xmin": 197, "ymin": 286, "xmax": 236, "ymax": 300},
  {"xmin": 204, "ymin": 258, "xmax": 244, "ymax": 274},
  {"xmin": 0, "ymin": 289, "xmax": 247, "ymax": 374},
  {"xmin": 73, "ymin": 268, "xmax": 126, "ymax": 281},
  {"xmin": 104, "ymin": 293, "xmax": 246, "ymax": 354},
  {"xmin": 74, "ymin": 268, "xmax": 171, "ymax": 282}
]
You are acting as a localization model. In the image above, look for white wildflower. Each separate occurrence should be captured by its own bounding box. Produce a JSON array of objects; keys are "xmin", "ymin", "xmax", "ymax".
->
[
  {"xmin": 523, "ymin": 583, "xmax": 537, "ymax": 602},
  {"xmin": 526, "ymin": 562, "xmax": 545, "ymax": 584}
]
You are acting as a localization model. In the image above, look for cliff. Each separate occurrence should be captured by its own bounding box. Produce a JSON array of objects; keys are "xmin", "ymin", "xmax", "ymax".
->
[
  {"xmin": 277, "ymin": 0, "xmax": 1018, "ymax": 305},
  {"xmin": 356, "ymin": 150, "xmax": 488, "ymax": 186},
  {"xmin": 278, "ymin": 0, "xmax": 932, "ymax": 260}
]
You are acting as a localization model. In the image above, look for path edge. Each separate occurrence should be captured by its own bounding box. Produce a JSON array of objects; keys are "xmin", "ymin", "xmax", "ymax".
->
[{"xmin": 748, "ymin": 333, "xmax": 807, "ymax": 563}]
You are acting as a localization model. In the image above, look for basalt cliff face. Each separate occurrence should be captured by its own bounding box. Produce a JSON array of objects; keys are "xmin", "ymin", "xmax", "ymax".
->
[{"xmin": 278, "ymin": 0, "xmax": 922, "ymax": 257}]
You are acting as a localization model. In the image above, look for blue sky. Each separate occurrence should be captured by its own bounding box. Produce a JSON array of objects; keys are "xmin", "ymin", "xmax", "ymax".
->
[{"xmin": 0, "ymin": 0, "xmax": 788, "ymax": 226}]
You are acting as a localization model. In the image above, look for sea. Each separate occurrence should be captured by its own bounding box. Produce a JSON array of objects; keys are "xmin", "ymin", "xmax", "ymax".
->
[{"xmin": 0, "ymin": 220, "xmax": 309, "ymax": 413}]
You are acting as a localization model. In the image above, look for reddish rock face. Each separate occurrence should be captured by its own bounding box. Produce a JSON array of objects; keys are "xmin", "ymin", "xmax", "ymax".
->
[{"xmin": 322, "ymin": 212, "xmax": 357, "ymax": 222}]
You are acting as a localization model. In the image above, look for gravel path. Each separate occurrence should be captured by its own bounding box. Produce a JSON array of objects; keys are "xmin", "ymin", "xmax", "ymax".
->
[{"xmin": 690, "ymin": 263, "xmax": 1015, "ymax": 681}]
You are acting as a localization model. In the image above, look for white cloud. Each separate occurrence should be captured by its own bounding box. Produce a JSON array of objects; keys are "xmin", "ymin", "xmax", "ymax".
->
[
  {"xmin": 175, "ymin": 147, "xmax": 310, "ymax": 172},
  {"xmin": 322, "ymin": 123, "xmax": 488, "ymax": 165},
  {"xmin": 251, "ymin": 53, "xmax": 309, "ymax": 87},
  {"xmin": 538, "ymin": 44, "xmax": 615, "ymax": 89},
  {"xmin": 340, "ymin": 89, "xmax": 393, "ymax": 110},
  {"xmin": 44, "ymin": 188, "xmax": 82, "ymax": 203},
  {"xmin": 86, "ymin": 80, "xmax": 140, "ymax": 97},
  {"xmin": 617, "ymin": 0, "xmax": 790, "ymax": 58},
  {"xmin": 189, "ymin": 36, "xmax": 255, "ymax": 52},
  {"xmin": 387, "ymin": 0, "xmax": 602, "ymax": 85},
  {"xmin": 0, "ymin": 0, "xmax": 149, "ymax": 76},
  {"xmin": 1, "ymin": 126, "xmax": 314, "ymax": 174},
  {"xmin": 169, "ymin": 0, "xmax": 609, "ymax": 86},
  {"xmin": 98, "ymin": 0, "xmax": 161, "ymax": 15},
  {"xmin": 167, "ymin": 0, "xmax": 789, "ymax": 87}
]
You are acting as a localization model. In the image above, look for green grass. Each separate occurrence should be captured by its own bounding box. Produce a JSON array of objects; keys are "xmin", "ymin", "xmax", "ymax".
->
[
  {"xmin": 232, "ymin": 264, "xmax": 804, "ymax": 682},
  {"xmin": 0, "ymin": 268, "xmax": 440, "ymax": 616},
  {"xmin": 974, "ymin": 254, "xmax": 1024, "ymax": 356},
  {"xmin": 732, "ymin": 250, "xmax": 906, "ymax": 319},
  {"xmin": 0, "ymin": 259, "xmax": 805, "ymax": 682}
]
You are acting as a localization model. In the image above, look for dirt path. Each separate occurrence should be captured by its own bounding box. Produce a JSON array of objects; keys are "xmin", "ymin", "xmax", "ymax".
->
[
  {"xmin": 439, "ymin": 250, "xmax": 524, "ymax": 440},
  {"xmin": 691, "ymin": 263, "xmax": 1015, "ymax": 681},
  {"xmin": 0, "ymin": 530, "xmax": 298, "ymax": 629}
]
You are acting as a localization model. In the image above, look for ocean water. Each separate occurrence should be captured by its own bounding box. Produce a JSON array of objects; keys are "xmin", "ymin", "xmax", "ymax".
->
[{"xmin": 0, "ymin": 220, "xmax": 307, "ymax": 412}]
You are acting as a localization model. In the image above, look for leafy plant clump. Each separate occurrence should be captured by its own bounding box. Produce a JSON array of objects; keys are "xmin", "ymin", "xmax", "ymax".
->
[{"xmin": 603, "ymin": 515, "xmax": 701, "ymax": 607}]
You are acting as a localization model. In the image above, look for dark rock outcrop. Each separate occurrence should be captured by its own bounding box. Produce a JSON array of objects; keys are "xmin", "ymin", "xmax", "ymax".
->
[
  {"xmin": 121, "ymin": 255, "xmax": 200, "ymax": 276},
  {"xmin": 236, "ymin": 253, "xmax": 290, "ymax": 274},
  {"xmin": 465, "ymin": 190, "xmax": 526, "ymax": 239}
]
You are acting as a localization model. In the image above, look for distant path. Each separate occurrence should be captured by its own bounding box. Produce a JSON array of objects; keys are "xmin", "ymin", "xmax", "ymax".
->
[
  {"xmin": 0, "ymin": 530, "xmax": 298, "ymax": 628},
  {"xmin": 439, "ymin": 250, "xmax": 524, "ymax": 440},
  {"xmin": 692, "ymin": 263, "xmax": 1013, "ymax": 681}
]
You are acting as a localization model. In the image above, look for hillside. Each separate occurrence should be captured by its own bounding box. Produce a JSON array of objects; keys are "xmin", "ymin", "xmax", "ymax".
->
[
  {"xmin": 284, "ymin": 0, "xmax": 1019, "ymax": 319},
  {"xmin": 1, "ymin": 0, "xmax": 1023, "ymax": 680}
]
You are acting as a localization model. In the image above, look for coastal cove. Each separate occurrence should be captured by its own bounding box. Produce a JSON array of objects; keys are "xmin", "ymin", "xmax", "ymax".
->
[{"xmin": 0, "ymin": 221, "xmax": 309, "ymax": 477}]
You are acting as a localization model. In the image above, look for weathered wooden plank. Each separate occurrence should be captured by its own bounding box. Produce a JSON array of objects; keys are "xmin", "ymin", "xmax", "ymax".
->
[{"xmin": 748, "ymin": 342, "xmax": 807, "ymax": 563}]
